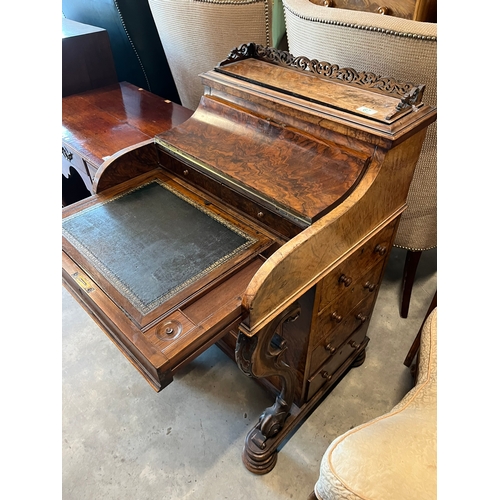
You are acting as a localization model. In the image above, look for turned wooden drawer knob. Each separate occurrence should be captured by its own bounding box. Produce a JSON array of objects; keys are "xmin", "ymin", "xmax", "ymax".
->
[
  {"xmin": 374, "ymin": 244, "xmax": 387, "ymax": 256},
  {"xmin": 338, "ymin": 274, "xmax": 352, "ymax": 287},
  {"xmin": 356, "ymin": 313, "xmax": 368, "ymax": 323},
  {"xmin": 349, "ymin": 339, "xmax": 361, "ymax": 349},
  {"xmin": 321, "ymin": 370, "xmax": 333, "ymax": 381},
  {"xmin": 330, "ymin": 312, "xmax": 342, "ymax": 323},
  {"xmin": 325, "ymin": 342, "xmax": 337, "ymax": 354},
  {"xmin": 364, "ymin": 281, "xmax": 376, "ymax": 292}
]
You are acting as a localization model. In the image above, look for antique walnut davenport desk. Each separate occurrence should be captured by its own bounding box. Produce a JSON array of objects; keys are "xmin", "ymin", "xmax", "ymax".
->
[{"xmin": 62, "ymin": 44, "xmax": 436, "ymax": 474}]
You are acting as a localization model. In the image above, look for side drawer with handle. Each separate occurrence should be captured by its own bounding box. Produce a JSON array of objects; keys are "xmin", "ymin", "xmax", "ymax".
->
[
  {"xmin": 313, "ymin": 259, "xmax": 384, "ymax": 348},
  {"xmin": 306, "ymin": 324, "xmax": 368, "ymax": 401},
  {"xmin": 317, "ymin": 219, "xmax": 396, "ymax": 312},
  {"xmin": 309, "ymin": 292, "xmax": 377, "ymax": 375}
]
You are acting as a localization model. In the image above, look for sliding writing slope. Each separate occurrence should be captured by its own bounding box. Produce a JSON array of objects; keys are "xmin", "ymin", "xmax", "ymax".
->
[{"xmin": 63, "ymin": 170, "xmax": 275, "ymax": 391}]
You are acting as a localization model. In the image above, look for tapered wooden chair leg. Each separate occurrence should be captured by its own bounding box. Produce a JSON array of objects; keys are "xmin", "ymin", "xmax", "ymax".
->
[
  {"xmin": 404, "ymin": 291, "xmax": 437, "ymax": 368},
  {"xmin": 400, "ymin": 250, "xmax": 422, "ymax": 318}
]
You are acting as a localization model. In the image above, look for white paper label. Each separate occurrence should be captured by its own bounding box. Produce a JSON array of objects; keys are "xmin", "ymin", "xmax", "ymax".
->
[{"xmin": 357, "ymin": 106, "xmax": 378, "ymax": 116}]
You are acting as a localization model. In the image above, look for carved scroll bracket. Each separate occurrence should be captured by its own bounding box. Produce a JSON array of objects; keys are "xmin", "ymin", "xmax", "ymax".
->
[{"xmin": 235, "ymin": 302, "xmax": 300, "ymax": 474}]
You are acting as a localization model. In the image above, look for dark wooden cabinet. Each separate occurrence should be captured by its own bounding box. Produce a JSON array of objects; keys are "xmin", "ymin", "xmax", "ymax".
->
[
  {"xmin": 62, "ymin": 44, "xmax": 436, "ymax": 474},
  {"xmin": 62, "ymin": 18, "xmax": 118, "ymax": 98}
]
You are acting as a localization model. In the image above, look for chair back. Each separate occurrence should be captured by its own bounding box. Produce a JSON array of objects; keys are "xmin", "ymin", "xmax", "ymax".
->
[{"xmin": 149, "ymin": 0, "xmax": 284, "ymax": 110}]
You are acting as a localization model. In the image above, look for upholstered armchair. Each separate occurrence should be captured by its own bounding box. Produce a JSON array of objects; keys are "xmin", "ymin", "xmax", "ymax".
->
[
  {"xmin": 283, "ymin": 1, "xmax": 437, "ymax": 317},
  {"xmin": 312, "ymin": 307, "xmax": 437, "ymax": 500},
  {"xmin": 148, "ymin": 0, "xmax": 286, "ymax": 111}
]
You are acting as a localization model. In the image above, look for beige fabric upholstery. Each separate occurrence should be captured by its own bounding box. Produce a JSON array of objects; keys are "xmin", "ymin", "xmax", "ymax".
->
[
  {"xmin": 149, "ymin": 0, "xmax": 282, "ymax": 111},
  {"xmin": 283, "ymin": 0, "xmax": 437, "ymax": 251},
  {"xmin": 314, "ymin": 308, "xmax": 437, "ymax": 500}
]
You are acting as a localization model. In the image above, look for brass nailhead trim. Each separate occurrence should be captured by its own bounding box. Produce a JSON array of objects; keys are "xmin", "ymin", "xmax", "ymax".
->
[{"xmin": 284, "ymin": 5, "xmax": 437, "ymax": 41}]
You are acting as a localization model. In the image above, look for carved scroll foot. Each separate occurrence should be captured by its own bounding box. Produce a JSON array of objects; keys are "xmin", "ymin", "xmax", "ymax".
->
[
  {"xmin": 235, "ymin": 302, "xmax": 301, "ymax": 474},
  {"xmin": 241, "ymin": 427, "xmax": 279, "ymax": 475}
]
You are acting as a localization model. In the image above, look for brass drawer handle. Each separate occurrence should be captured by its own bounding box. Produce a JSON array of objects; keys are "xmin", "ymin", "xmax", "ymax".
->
[
  {"xmin": 364, "ymin": 281, "xmax": 376, "ymax": 292},
  {"xmin": 374, "ymin": 244, "xmax": 387, "ymax": 256},
  {"xmin": 325, "ymin": 342, "xmax": 337, "ymax": 355},
  {"xmin": 62, "ymin": 146, "xmax": 73, "ymax": 162},
  {"xmin": 356, "ymin": 313, "xmax": 368, "ymax": 323},
  {"xmin": 339, "ymin": 274, "xmax": 352, "ymax": 287},
  {"xmin": 257, "ymin": 211, "xmax": 264, "ymax": 218},
  {"xmin": 377, "ymin": 6, "xmax": 391, "ymax": 15},
  {"xmin": 183, "ymin": 169, "xmax": 189, "ymax": 176},
  {"xmin": 321, "ymin": 370, "xmax": 333, "ymax": 382},
  {"xmin": 331, "ymin": 312, "xmax": 342, "ymax": 323}
]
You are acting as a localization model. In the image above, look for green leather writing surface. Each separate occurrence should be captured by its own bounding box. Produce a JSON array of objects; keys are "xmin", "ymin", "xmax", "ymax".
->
[{"xmin": 62, "ymin": 181, "xmax": 255, "ymax": 314}]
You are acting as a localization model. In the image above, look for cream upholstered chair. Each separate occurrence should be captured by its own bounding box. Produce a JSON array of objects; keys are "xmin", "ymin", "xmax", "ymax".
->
[
  {"xmin": 283, "ymin": 1, "xmax": 437, "ymax": 318},
  {"xmin": 312, "ymin": 308, "xmax": 437, "ymax": 500},
  {"xmin": 148, "ymin": 0, "xmax": 286, "ymax": 111}
]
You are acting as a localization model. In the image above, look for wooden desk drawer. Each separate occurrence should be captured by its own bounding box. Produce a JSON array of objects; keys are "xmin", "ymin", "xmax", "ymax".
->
[
  {"xmin": 158, "ymin": 148, "xmax": 303, "ymax": 239},
  {"xmin": 62, "ymin": 145, "xmax": 95, "ymax": 205},
  {"xmin": 158, "ymin": 148, "xmax": 222, "ymax": 199},
  {"xmin": 314, "ymin": 260, "xmax": 383, "ymax": 348},
  {"xmin": 306, "ymin": 325, "xmax": 367, "ymax": 401},
  {"xmin": 220, "ymin": 188, "xmax": 304, "ymax": 239},
  {"xmin": 318, "ymin": 220, "xmax": 396, "ymax": 311},
  {"xmin": 310, "ymin": 292, "xmax": 376, "ymax": 374},
  {"xmin": 62, "ymin": 143, "xmax": 87, "ymax": 177},
  {"xmin": 62, "ymin": 142, "xmax": 98, "ymax": 191}
]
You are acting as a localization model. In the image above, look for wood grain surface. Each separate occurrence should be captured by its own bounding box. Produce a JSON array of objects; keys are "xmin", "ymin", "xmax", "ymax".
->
[
  {"xmin": 217, "ymin": 59, "xmax": 409, "ymax": 124},
  {"xmin": 62, "ymin": 82, "xmax": 192, "ymax": 169},
  {"xmin": 157, "ymin": 96, "xmax": 371, "ymax": 224}
]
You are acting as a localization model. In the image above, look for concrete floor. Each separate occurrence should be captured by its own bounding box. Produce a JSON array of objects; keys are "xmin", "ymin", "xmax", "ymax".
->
[{"xmin": 62, "ymin": 246, "xmax": 437, "ymax": 500}]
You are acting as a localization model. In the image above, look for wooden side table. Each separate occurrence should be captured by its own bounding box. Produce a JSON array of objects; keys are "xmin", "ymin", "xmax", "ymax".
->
[{"xmin": 62, "ymin": 82, "xmax": 193, "ymax": 206}]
